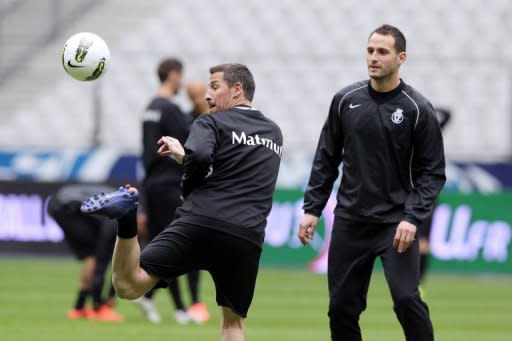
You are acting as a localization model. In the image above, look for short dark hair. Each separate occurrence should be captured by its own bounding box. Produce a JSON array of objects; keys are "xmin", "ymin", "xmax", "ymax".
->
[
  {"xmin": 209, "ymin": 63, "xmax": 256, "ymax": 101},
  {"xmin": 157, "ymin": 58, "xmax": 183, "ymax": 83},
  {"xmin": 370, "ymin": 24, "xmax": 406, "ymax": 53}
]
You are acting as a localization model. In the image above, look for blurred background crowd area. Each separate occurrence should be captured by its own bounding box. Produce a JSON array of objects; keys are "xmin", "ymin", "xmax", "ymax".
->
[
  {"xmin": 0, "ymin": 0, "xmax": 511, "ymax": 274},
  {"xmin": 1, "ymin": 0, "xmax": 511, "ymax": 186}
]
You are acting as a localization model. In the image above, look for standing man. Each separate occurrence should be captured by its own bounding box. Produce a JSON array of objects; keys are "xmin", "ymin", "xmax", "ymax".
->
[
  {"xmin": 137, "ymin": 57, "xmax": 205, "ymax": 324},
  {"xmin": 81, "ymin": 63, "xmax": 283, "ymax": 341},
  {"xmin": 298, "ymin": 25, "xmax": 445, "ymax": 341}
]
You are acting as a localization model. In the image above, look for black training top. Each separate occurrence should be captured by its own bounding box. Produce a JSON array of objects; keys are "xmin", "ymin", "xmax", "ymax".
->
[
  {"xmin": 174, "ymin": 105, "xmax": 283, "ymax": 247},
  {"xmin": 142, "ymin": 97, "xmax": 191, "ymax": 190},
  {"xmin": 303, "ymin": 80, "xmax": 446, "ymax": 227}
]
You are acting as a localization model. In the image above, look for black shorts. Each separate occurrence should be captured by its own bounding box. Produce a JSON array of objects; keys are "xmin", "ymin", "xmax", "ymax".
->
[{"xmin": 140, "ymin": 222, "xmax": 262, "ymax": 318}]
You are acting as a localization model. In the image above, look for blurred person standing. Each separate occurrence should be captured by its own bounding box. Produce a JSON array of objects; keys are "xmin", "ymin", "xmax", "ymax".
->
[
  {"xmin": 47, "ymin": 184, "xmax": 124, "ymax": 322},
  {"xmin": 298, "ymin": 25, "xmax": 445, "ymax": 341},
  {"xmin": 135, "ymin": 58, "xmax": 209, "ymax": 324},
  {"xmin": 179, "ymin": 78, "xmax": 211, "ymax": 323}
]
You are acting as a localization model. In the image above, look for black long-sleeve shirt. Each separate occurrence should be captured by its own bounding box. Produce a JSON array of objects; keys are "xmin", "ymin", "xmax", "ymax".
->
[
  {"xmin": 142, "ymin": 97, "xmax": 190, "ymax": 189},
  {"xmin": 174, "ymin": 105, "xmax": 283, "ymax": 247},
  {"xmin": 303, "ymin": 80, "xmax": 446, "ymax": 227}
]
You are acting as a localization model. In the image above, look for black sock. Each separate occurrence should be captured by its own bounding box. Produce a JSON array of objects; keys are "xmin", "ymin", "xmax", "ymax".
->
[
  {"xmin": 108, "ymin": 284, "xmax": 116, "ymax": 298},
  {"xmin": 93, "ymin": 300, "xmax": 103, "ymax": 311},
  {"xmin": 187, "ymin": 271, "xmax": 200, "ymax": 304},
  {"xmin": 144, "ymin": 288, "xmax": 155, "ymax": 300},
  {"xmin": 169, "ymin": 279, "xmax": 186, "ymax": 311},
  {"xmin": 74, "ymin": 289, "xmax": 90, "ymax": 310},
  {"xmin": 117, "ymin": 209, "xmax": 137, "ymax": 239},
  {"xmin": 92, "ymin": 290, "xmax": 103, "ymax": 310},
  {"xmin": 419, "ymin": 253, "xmax": 429, "ymax": 283}
]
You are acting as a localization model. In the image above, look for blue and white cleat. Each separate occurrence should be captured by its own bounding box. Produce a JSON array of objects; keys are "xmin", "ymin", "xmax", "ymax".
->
[{"xmin": 81, "ymin": 185, "xmax": 139, "ymax": 218}]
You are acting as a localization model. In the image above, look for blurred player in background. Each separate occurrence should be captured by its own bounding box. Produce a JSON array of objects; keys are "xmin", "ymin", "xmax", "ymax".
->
[
  {"xmin": 419, "ymin": 107, "xmax": 451, "ymax": 285},
  {"xmin": 47, "ymin": 184, "xmax": 124, "ymax": 322},
  {"xmin": 179, "ymin": 78, "xmax": 212, "ymax": 323},
  {"xmin": 298, "ymin": 25, "xmax": 445, "ymax": 341},
  {"xmin": 81, "ymin": 63, "xmax": 283, "ymax": 341},
  {"xmin": 135, "ymin": 58, "xmax": 209, "ymax": 324}
]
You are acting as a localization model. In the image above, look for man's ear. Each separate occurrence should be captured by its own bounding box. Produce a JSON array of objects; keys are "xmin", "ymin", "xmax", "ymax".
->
[
  {"xmin": 398, "ymin": 51, "xmax": 407, "ymax": 65},
  {"xmin": 233, "ymin": 82, "xmax": 244, "ymax": 98}
]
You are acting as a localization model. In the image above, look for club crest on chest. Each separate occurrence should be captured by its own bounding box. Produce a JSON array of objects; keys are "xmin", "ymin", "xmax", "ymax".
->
[{"xmin": 391, "ymin": 108, "xmax": 404, "ymax": 124}]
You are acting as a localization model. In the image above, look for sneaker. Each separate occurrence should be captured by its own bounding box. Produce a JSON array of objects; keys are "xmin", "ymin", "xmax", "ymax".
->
[
  {"xmin": 81, "ymin": 185, "xmax": 139, "ymax": 218},
  {"xmin": 187, "ymin": 302, "xmax": 210, "ymax": 324},
  {"xmin": 174, "ymin": 309, "xmax": 192, "ymax": 325},
  {"xmin": 133, "ymin": 296, "xmax": 161, "ymax": 324},
  {"xmin": 68, "ymin": 307, "xmax": 94, "ymax": 320},
  {"xmin": 89, "ymin": 305, "xmax": 125, "ymax": 322}
]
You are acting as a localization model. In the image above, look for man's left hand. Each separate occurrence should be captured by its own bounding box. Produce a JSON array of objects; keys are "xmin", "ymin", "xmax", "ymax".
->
[{"xmin": 393, "ymin": 220, "xmax": 417, "ymax": 253}]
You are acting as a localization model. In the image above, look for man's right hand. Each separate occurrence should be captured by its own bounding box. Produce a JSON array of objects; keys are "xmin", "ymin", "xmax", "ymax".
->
[
  {"xmin": 298, "ymin": 213, "xmax": 320, "ymax": 245},
  {"xmin": 157, "ymin": 136, "xmax": 185, "ymax": 164}
]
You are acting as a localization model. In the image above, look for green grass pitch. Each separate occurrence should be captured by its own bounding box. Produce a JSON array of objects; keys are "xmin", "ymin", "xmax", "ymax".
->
[{"xmin": 1, "ymin": 257, "xmax": 511, "ymax": 340}]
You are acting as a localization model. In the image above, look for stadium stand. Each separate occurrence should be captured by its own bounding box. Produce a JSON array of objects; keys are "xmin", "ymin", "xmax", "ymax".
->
[{"xmin": 0, "ymin": 0, "xmax": 511, "ymax": 162}]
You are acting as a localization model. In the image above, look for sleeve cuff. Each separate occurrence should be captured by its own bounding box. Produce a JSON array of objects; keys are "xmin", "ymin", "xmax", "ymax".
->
[
  {"xmin": 304, "ymin": 209, "xmax": 321, "ymax": 218},
  {"xmin": 402, "ymin": 215, "xmax": 421, "ymax": 228}
]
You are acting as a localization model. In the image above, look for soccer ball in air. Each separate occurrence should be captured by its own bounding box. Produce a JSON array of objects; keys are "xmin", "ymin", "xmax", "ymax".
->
[{"xmin": 61, "ymin": 32, "xmax": 110, "ymax": 81}]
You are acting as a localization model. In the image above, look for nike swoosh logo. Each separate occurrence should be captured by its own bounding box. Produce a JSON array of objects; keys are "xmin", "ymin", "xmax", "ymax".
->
[
  {"xmin": 349, "ymin": 103, "xmax": 361, "ymax": 109},
  {"xmin": 67, "ymin": 60, "xmax": 86, "ymax": 68}
]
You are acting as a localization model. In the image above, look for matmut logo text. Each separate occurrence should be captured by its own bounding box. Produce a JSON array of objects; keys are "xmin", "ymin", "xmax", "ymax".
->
[{"xmin": 232, "ymin": 131, "xmax": 283, "ymax": 157}]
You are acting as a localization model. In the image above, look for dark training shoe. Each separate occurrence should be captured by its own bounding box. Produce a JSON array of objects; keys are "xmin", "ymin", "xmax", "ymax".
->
[{"xmin": 81, "ymin": 186, "xmax": 139, "ymax": 218}]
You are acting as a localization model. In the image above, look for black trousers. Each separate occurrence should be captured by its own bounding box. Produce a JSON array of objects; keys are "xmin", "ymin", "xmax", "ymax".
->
[{"xmin": 328, "ymin": 217, "xmax": 434, "ymax": 341}]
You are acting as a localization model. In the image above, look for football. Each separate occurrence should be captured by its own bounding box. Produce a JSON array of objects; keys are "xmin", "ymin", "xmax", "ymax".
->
[{"xmin": 61, "ymin": 32, "xmax": 110, "ymax": 81}]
